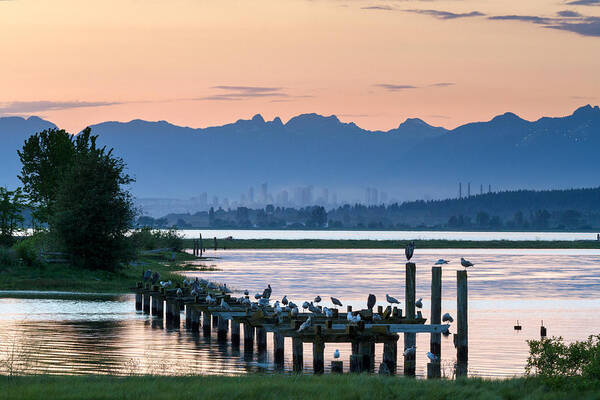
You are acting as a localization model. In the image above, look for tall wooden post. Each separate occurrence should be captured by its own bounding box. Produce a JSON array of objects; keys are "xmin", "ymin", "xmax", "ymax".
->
[
  {"xmin": 404, "ymin": 262, "xmax": 416, "ymax": 376},
  {"xmin": 214, "ymin": 237, "xmax": 217, "ymax": 251},
  {"xmin": 350, "ymin": 341, "xmax": 361, "ymax": 373},
  {"xmin": 256, "ymin": 327, "xmax": 267, "ymax": 351},
  {"xmin": 143, "ymin": 291, "xmax": 150, "ymax": 314},
  {"xmin": 135, "ymin": 284, "xmax": 143, "ymax": 310},
  {"xmin": 231, "ymin": 321, "xmax": 241, "ymax": 346},
  {"xmin": 217, "ymin": 316, "xmax": 228, "ymax": 340},
  {"xmin": 165, "ymin": 299, "xmax": 172, "ymax": 322},
  {"xmin": 274, "ymin": 333, "xmax": 285, "ymax": 367},
  {"xmin": 203, "ymin": 311, "xmax": 211, "ymax": 335},
  {"xmin": 244, "ymin": 323, "xmax": 255, "ymax": 351},
  {"xmin": 292, "ymin": 337, "xmax": 303, "ymax": 372},
  {"xmin": 172, "ymin": 301, "xmax": 180, "ymax": 327},
  {"xmin": 156, "ymin": 296, "xmax": 163, "ymax": 319},
  {"xmin": 428, "ymin": 266, "xmax": 442, "ymax": 379},
  {"xmin": 213, "ymin": 314, "xmax": 219, "ymax": 329},
  {"xmin": 383, "ymin": 338, "xmax": 398, "ymax": 374},
  {"xmin": 191, "ymin": 309, "xmax": 200, "ymax": 332},
  {"xmin": 185, "ymin": 305, "xmax": 192, "ymax": 327},
  {"xmin": 313, "ymin": 341, "xmax": 325, "ymax": 374},
  {"xmin": 358, "ymin": 340, "xmax": 373, "ymax": 372},
  {"xmin": 457, "ymin": 270, "xmax": 468, "ymax": 377},
  {"xmin": 199, "ymin": 234, "xmax": 203, "ymax": 257}
]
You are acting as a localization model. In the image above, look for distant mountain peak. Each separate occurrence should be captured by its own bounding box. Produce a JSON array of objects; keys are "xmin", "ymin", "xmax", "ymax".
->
[
  {"xmin": 285, "ymin": 113, "xmax": 342, "ymax": 129},
  {"xmin": 573, "ymin": 104, "xmax": 600, "ymax": 117},
  {"xmin": 490, "ymin": 112, "xmax": 526, "ymax": 124},
  {"xmin": 398, "ymin": 117, "xmax": 430, "ymax": 128},
  {"xmin": 251, "ymin": 114, "xmax": 265, "ymax": 123}
]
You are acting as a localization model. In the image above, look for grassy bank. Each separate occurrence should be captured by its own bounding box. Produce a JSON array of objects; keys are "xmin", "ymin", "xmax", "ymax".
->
[
  {"xmin": 0, "ymin": 375, "xmax": 598, "ymax": 400},
  {"xmin": 184, "ymin": 238, "xmax": 600, "ymax": 249},
  {"xmin": 0, "ymin": 251, "xmax": 208, "ymax": 293}
]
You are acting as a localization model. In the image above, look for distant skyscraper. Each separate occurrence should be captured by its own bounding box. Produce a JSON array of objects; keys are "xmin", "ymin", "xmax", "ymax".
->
[
  {"xmin": 248, "ymin": 187, "xmax": 254, "ymax": 203},
  {"xmin": 260, "ymin": 182, "xmax": 268, "ymax": 203}
]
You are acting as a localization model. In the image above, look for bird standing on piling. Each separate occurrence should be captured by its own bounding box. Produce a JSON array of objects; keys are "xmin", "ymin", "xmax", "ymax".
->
[
  {"xmin": 461, "ymin": 258, "xmax": 474, "ymax": 268},
  {"xmin": 405, "ymin": 241, "xmax": 415, "ymax": 261},
  {"xmin": 415, "ymin": 298, "xmax": 423, "ymax": 309},
  {"xmin": 403, "ymin": 346, "xmax": 416, "ymax": 356},
  {"xmin": 302, "ymin": 301, "xmax": 310, "ymax": 309},
  {"xmin": 334, "ymin": 349, "xmax": 340, "ymax": 359},
  {"xmin": 426, "ymin": 352, "xmax": 438, "ymax": 362},
  {"xmin": 151, "ymin": 272, "xmax": 160, "ymax": 284},
  {"xmin": 254, "ymin": 293, "xmax": 262, "ymax": 299},
  {"xmin": 367, "ymin": 294, "xmax": 376, "ymax": 309},
  {"xmin": 176, "ymin": 288, "xmax": 183, "ymax": 297},
  {"xmin": 220, "ymin": 298, "xmax": 232, "ymax": 310},
  {"xmin": 290, "ymin": 307, "xmax": 299, "ymax": 317},
  {"xmin": 442, "ymin": 313, "xmax": 454, "ymax": 323},
  {"xmin": 258, "ymin": 298, "xmax": 270, "ymax": 307},
  {"xmin": 323, "ymin": 307, "xmax": 333, "ymax": 318},
  {"xmin": 262, "ymin": 284, "xmax": 272, "ymax": 299},
  {"xmin": 282, "ymin": 296, "xmax": 288, "ymax": 305},
  {"xmin": 143, "ymin": 270, "xmax": 152, "ymax": 282},
  {"xmin": 297, "ymin": 317, "xmax": 312, "ymax": 332},
  {"xmin": 314, "ymin": 296, "xmax": 321, "ymax": 304},
  {"xmin": 435, "ymin": 259, "xmax": 449, "ymax": 265},
  {"xmin": 331, "ymin": 297, "xmax": 342, "ymax": 307},
  {"xmin": 386, "ymin": 294, "xmax": 400, "ymax": 304}
]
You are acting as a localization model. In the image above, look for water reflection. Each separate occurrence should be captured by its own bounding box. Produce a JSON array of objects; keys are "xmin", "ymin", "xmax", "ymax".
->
[{"xmin": 0, "ymin": 248, "xmax": 599, "ymax": 377}]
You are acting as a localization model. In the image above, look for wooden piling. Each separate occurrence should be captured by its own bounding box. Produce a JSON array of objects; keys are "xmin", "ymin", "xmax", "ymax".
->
[
  {"xmin": 331, "ymin": 360, "xmax": 343, "ymax": 374},
  {"xmin": 457, "ymin": 270, "xmax": 468, "ymax": 377},
  {"xmin": 404, "ymin": 262, "xmax": 416, "ymax": 377},
  {"xmin": 199, "ymin": 234, "xmax": 203, "ymax": 257},
  {"xmin": 214, "ymin": 237, "xmax": 217, "ymax": 251},
  {"xmin": 185, "ymin": 305, "xmax": 192, "ymax": 327},
  {"xmin": 191, "ymin": 309, "xmax": 200, "ymax": 332},
  {"xmin": 256, "ymin": 327, "xmax": 267, "ymax": 351},
  {"xmin": 217, "ymin": 316, "xmax": 228, "ymax": 340},
  {"xmin": 429, "ymin": 266, "xmax": 442, "ymax": 379},
  {"xmin": 243, "ymin": 323, "xmax": 255, "ymax": 351},
  {"xmin": 383, "ymin": 338, "xmax": 398, "ymax": 374},
  {"xmin": 135, "ymin": 284, "xmax": 142, "ymax": 310},
  {"xmin": 313, "ymin": 341, "xmax": 325, "ymax": 374},
  {"xmin": 231, "ymin": 321, "xmax": 241, "ymax": 346},
  {"xmin": 203, "ymin": 311, "xmax": 211, "ymax": 335},
  {"xmin": 292, "ymin": 337, "xmax": 303, "ymax": 372},
  {"xmin": 172, "ymin": 301, "xmax": 180, "ymax": 327},
  {"xmin": 156, "ymin": 296, "xmax": 163, "ymax": 319},
  {"xmin": 143, "ymin": 291, "xmax": 150, "ymax": 314},
  {"xmin": 274, "ymin": 333, "xmax": 285, "ymax": 366},
  {"xmin": 358, "ymin": 340, "xmax": 373, "ymax": 372}
]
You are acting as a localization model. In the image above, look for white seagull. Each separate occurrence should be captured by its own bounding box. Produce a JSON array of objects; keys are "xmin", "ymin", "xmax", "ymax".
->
[
  {"xmin": 461, "ymin": 258, "xmax": 474, "ymax": 268},
  {"xmin": 333, "ymin": 349, "xmax": 340, "ymax": 359},
  {"xmin": 297, "ymin": 317, "xmax": 312, "ymax": 332},
  {"xmin": 435, "ymin": 259, "xmax": 449, "ymax": 265}
]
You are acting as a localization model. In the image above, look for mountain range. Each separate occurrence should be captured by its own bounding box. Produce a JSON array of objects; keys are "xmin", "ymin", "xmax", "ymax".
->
[{"xmin": 1, "ymin": 105, "xmax": 599, "ymax": 206}]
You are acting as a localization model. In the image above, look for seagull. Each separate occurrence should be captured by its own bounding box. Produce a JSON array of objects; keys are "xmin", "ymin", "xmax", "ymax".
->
[
  {"xmin": 435, "ymin": 259, "xmax": 449, "ymax": 265},
  {"xmin": 191, "ymin": 288, "xmax": 197, "ymax": 296},
  {"xmin": 323, "ymin": 307, "xmax": 333, "ymax": 318},
  {"xmin": 302, "ymin": 301, "xmax": 310, "ymax": 310},
  {"xmin": 220, "ymin": 298, "xmax": 231, "ymax": 310},
  {"xmin": 386, "ymin": 294, "xmax": 400, "ymax": 304},
  {"xmin": 403, "ymin": 346, "xmax": 416, "ymax": 356},
  {"xmin": 308, "ymin": 303, "xmax": 322, "ymax": 315},
  {"xmin": 282, "ymin": 296, "xmax": 288, "ymax": 305},
  {"xmin": 242, "ymin": 298, "xmax": 251, "ymax": 305},
  {"xmin": 333, "ymin": 349, "xmax": 340, "ymax": 359},
  {"xmin": 415, "ymin": 298, "xmax": 423, "ymax": 309},
  {"xmin": 426, "ymin": 352, "xmax": 438, "ymax": 362},
  {"xmin": 244, "ymin": 290, "xmax": 249, "ymax": 296},
  {"xmin": 176, "ymin": 288, "xmax": 183, "ymax": 297},
  {"xmin": 314, "ymin": 296, "xmax": 321, "ymax": 304},
  {"xmin": 262, "ymin": 284, "xmax": 272, "ymax": 299},
  {"xmin": 207, "ymin": 282, "xmax": 217, "ymax": 290},
  {"xmin": 205, "ymin": 294, "xmax": 215, "ymax": 304},
  {"xmin": 442, "ymin": 313, "xmax": 454, "ymax": 323},
  {"xmin": 297, "ymin": 317, "xmax": 312, "ymax": 332},
  {"xmin": 288, "ymin": 301, "xmax": 297, "ymax": 309},
  {"xmin": 254, "ymin": 293, "xmax": 262, "ymax": 300},
  {"xmin": 143, "ymin": 270, "xmax": 152, "ymax": 282},
  {"xmin": 331, "ymin": 297, "xmax": 342, "ymax": 307},
  {"xmin": 222, "ymin": 284, "xmax": 232, "ymax": 294},
  {"xmin": 274, "ymin": 301, "xmax": 282, "ymax": 314},
  {"xmin": 461, "ymin": 258, "xmax": 474, "ymax": 268},
  {"xmin": 367, "ymin": 294, "xmax": 376, "ymax": 309},
  {"xmin": 258, "ymin": 298, "xmax": 270, "ymax": 307},
  {"xmin": 347, "ymin": 312, "xmax": 361, "ymax": 323},
  {"xmin": 151, "ymin": 272, "xmax": 160, "ymax": 284},
  {"xmin": 405, "ymin": 241, "xmax": 415, "ymax": 261},
  {"xmin": 290, "ymin": 307, "xmax": 299, "ymax": 317}
]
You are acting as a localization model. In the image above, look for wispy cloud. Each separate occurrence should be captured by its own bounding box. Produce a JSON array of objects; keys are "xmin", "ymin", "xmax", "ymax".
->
[
  {"xmin": 557, "ymin": 10, "xmax": 583, "ymax": 17},
  {"xmin": 430, "ymin": 82, "xmax": 455, "ymax": 87},
  {"xmin": 489, "ymin": 14, "xmax": 600, "ymax": 37},
  {"xmin": 565, "ymin": 0, "xmax": 600, "ymax": 5},
  {"xmin": 199, "ymin": 86, "xmax": 289, "ymax": 101},
  {"xmin": 361, "ymin": 5, "xmax": 394, "ymax": 11},
  {"xmin": 0, "ymin": 100, "xmax": 122, "ymax": 114},
  {"xmin": 404, "ymin": 9, "xmax": 485, "ymax": 20},
  {"xmin": 375, "ymin": 84, "xmax": 418, "ymax": 91}
]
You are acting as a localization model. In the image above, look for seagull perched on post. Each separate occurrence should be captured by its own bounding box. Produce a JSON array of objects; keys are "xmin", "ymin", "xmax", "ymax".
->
[
  {"xmin": 151, "ymin": 272, "xmax": 160, "ymax": 284},
  {"xmin": 143, "ymin": 270, "xmax": 152, "ymax": 282},
  {"xmin": 220, "ymin": 298, "xmax": 231, "ymax": 310},
  {"xmin": 426, "ymin": 352, "xmax": 438, "ymax": 362},
  {"xmin": 262, "ymin": 284, "xmax": 272, "ymax": 299},
  {"xmin": 176, "ymin": 288, "xmax": 183, "ymax": 297},
  {"xmin": 442, "ymin": 313, "xmax": 454, "ymax": 323},
  {"xmin": 405, "ymin": 241, "xmax": 415, "ymax": 261},
  {"xmin": 331, "ymin": 297, "xmax": 342, "ymax": 307},
  {"xmin": 297, "ymin": 317, "xmax": 312, "ymax": 332},
  {"xmin": 302, "ymin": 301, "xmax": 310, "ymax": 310},
  {"xmin": 367, "ymin": 294, "xmax": 376, "ymax": 309},
  {"xmin": 403, "ymin": 346, "xmax": 416, "ymax": 356},
  {"xmin": 290, "ymin": 307, "xmax": 299, "ymax": 317},
  {"xmin": 333, "ymin": 349, "xmax": 340, "ymax": 359},
  {"xmin": 434, "ymin": 259, "xmax": 449, "ymax": 265},
  {"xmin": 386, "ymin": 294, "xmax": 400, "ymax": 304},
  {"xmin": 254, "ymin": 293, "xmax": 262, "ymax": 300},
  {"xmin": 282, "ymin": 296, "xmax": 289, "ymax": 305},
  {"xmin": 415, "ymin": 298, "xmax": 423, "ymax": 309},
  {"xmin": 314, "ymin": 296, "xmax": 321, "ymax": 304},
  {"xmin": 323, "ymin": 307, "xmax": 333, "ymax": 318},
  {"xmin": 461, "ymin": 258, "xmax": 474, "ymax": 268}
]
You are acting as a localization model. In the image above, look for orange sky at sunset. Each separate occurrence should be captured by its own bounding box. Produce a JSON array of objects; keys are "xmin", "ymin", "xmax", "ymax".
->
[{"xmin": 1, "ymin": 0, "xmax": 599, "ymax": 132}]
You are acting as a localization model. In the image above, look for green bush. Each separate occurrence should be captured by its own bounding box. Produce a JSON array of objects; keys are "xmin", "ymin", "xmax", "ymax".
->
[
  {"xmin": 130, "ymin": 227, "xmax": 184, "ymax": 252},
  {"xmin": 13, "ymin": 238, "xmax": 43, "ymax": 267},
  {"xmin": 0, "ymin": 246, "xmax": 18, "ymax": 266},
  {"xmin": 526, "ymin": 335, "xmax": 600, "ymax": 380}
]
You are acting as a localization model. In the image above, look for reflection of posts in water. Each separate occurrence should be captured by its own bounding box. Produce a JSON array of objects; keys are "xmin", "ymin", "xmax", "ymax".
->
[
  {"xmin": 404, "ymin": 262, "xmax": 416, "ymax": 377},
  {"xmin": 428, "ymin": 266, "xmax": 442, "ymax": 379},
  {"xmin": 143, "ymin": 290, "xmax": 150, "ymax": 314},
  {"xmin": 292, "ymin": 337, "xmax": 303, "ymax": 372},
  {"xmin": 135, "ymin": 283, "xmax": 143, "ymax": 310},
  {"xmin": 456, "ymin": 270, "xmax": 468, "ymax": 377}
]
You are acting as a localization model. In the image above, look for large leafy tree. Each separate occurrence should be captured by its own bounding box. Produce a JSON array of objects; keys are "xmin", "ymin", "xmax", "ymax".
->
[
  {"xmin": 18, "ymin": 128, "xmax": 76, "ymax": 225},
  {"xmin": 51, "ymin": 129, "xmax": 136, "ymax": 270},
  {"xmin": 0, "ymin": 187, "xmax": 26, "ymax": 246}
]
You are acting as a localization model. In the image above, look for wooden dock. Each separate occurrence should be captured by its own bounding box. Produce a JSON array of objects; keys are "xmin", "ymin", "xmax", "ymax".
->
[{"xmin": 133, "ymin": 262, "xmax": 468, "ymax": 377}]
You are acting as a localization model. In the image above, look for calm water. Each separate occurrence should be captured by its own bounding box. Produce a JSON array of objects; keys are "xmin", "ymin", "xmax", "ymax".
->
[
  {"xmin": 181, "ymin": 229, "xmax": 600, "ymax": 241},
  {"xmin": 1, "ymin": 248, "xmax": 600, "ymax": 377}
]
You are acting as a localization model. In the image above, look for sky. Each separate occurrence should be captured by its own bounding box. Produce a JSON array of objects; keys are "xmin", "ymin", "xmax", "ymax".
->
[{"xmin": 1, "ymin": 0, "xmax": 599, "ymax": 132}]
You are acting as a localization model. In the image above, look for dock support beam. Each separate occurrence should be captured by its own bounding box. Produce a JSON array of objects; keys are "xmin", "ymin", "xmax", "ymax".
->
[
  {"xmin": 274, "ymin": 333, "xmax": 285, "ymax": 368},
  {"xmin": 231, "ymin": 321, "xmax": 241, "ymax": 347},
  {"xmin": 217, "ymin": 316, "xmax": 228, "ymax": 340},
  {"xmin": 185, "ymin": 305, "xmax": 192, "ymax": 327},
  {"xmin": 383, "ymin": 338, "xmax": 398, "ymax": 374},
  {"xmin": 243, "ymin": 323, "xmax": 255, "ymax": 351},
  {"xmin": 292, "ymin": 337, "xmax": 303, "ymax": 372},
  {"xmin": 191, "ymin": 309, "xmax": 200, "ymax": 332},
  {"xmin": 456, "ymin": 270, "xmax": 468, "ymax": 377},
  {"xmin": 203, "ymin": 311, "xmax": 211, "ymax": 335},
  {"xmin": 428, "ymin": 266, "xmax": 442, "ymax": 379},
  {"xmin": 359, "ymin": 340, "xmax": 373, "ymax": 372},
  {"xmin": 135, "ymin": 286, "xmax": 142, "ymax": 311},
  {"xmin": 404, "ymin": 262, "xmax": 416, "ymax": 377},
  {"xmin": 143, "ymin": 291, "xmax": 150, "ymax": 314},
  {"xmin": 256, "ymin": 327, "xmax": 267, "ymax": 351},
  {"xmin": 313, "ymin": 341, "xmax": 325, "ymax": 374}
]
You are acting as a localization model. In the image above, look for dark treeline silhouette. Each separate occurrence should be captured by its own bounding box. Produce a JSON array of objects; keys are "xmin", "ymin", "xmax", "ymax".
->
[{"xmin": 137, "ymin": 187, "xmax": 600, "ymax": 231}]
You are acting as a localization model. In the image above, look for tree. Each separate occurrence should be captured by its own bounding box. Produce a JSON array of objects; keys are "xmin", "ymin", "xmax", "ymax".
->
[
  {"xmin": 18, "ymin": 128, "xmax": 76, "ymax": 225},
  {"xmin": 0, "ymin": 187, "xmax": 26, "ymax": 246},
  {"xmin": 51, "ymin": 129, "xmax": 136, "ymax": 270}
]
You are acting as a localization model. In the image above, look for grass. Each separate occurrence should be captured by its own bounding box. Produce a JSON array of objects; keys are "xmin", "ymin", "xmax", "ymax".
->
[
  {"xmin": 0, "ymin": 375, "xmax": 599, "ymax": 400},
  {"xmin": 0, "ymin": 251, "xmax": 206, "ymax": 293},
  {"xmin": 184, "ymin": 238, "xmax": 600, "ymax": 250}
]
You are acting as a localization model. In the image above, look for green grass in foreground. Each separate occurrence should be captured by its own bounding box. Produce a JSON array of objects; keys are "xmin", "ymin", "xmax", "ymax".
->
[
  {"xmin": 184, "ymin": 238, "xmax": 600, "ymax": 249},
  {"xmin": 0, "ymin": 251, "xmax": 205, "ymax": 293},
  {"xmin": 1, "ymin": 375, "xmax": 599, "ymax": 400}
]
